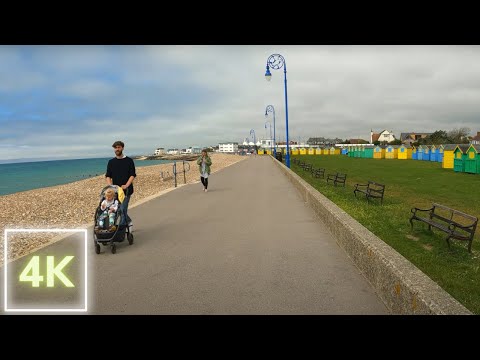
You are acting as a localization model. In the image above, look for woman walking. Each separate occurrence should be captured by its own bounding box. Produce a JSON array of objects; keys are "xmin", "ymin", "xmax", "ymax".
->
[{"xmin": 197, "ymin": 149, "xmax": 212, "ymax": 192}]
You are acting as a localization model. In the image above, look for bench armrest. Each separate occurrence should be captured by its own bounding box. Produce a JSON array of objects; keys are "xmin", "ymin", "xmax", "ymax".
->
[
  {"xmin": 411, "ymin": 207, "xmax": 434, "ymax": 215},
  {"xmin": 448, "ymin": 222, "xmax": 476, "ymax": 232}
]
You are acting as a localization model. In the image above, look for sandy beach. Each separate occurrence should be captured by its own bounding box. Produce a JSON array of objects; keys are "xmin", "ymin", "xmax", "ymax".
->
[{"xmin": 0, "ymin": 153, "xmax": 246, "ymax": 265}]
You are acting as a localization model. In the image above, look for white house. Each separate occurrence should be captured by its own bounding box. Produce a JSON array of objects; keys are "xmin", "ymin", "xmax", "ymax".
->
[
  {"xmin": 260, "ymin": 138, "xmax": 274, "ymax": 148},
  {"xmin": 185, "ymin": 146, "xmax": 202, "ymax": 154},
  {"xmin": 471, "ymin": 131, "xmax": 480, "ymax": 145},
  {"xmin": 154, "ymin": 147, "xmax": 165, "ymax": 155},
  {"xmin": 219, "ymin": 142, "xmax": 239, "ymax": 153},
  {"xmin": 371, "ymin": 129, "xmax": 396, "ymax": 144},
  {"xmin": 167, "ymin": 148, "xmax": 179, "ymax": 155}
]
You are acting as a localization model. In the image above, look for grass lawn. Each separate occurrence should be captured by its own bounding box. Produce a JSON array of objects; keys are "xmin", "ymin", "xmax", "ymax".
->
[{"xmin": 289, "ymin": 155, "xmax": 480, "ymax": 314}]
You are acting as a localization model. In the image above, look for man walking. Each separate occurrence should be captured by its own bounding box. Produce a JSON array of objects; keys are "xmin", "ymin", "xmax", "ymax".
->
[{"xmin": 106, "ymin": 141, "xmax": 136, "ymax": 230}]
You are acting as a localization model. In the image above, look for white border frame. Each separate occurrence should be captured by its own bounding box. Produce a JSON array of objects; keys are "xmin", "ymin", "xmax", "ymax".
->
[{"xmin": 4, "ymin": 229, "xmax": 88, "ymax": 312}]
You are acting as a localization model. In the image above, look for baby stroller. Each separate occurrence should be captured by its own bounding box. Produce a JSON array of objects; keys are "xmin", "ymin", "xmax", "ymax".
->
[{"xmin": 93, "ymin": 185, "xmax": 134, "ymax": 254}]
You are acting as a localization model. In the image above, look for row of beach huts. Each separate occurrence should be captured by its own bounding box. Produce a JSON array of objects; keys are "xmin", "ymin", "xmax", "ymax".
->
[{"xmin": 258, "ymin": 144, "xmax": 480, "ymax": 174}]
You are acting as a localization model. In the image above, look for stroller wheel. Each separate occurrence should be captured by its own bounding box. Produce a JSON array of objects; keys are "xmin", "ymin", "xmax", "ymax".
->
[
  {"xmin": 111, "ymin": 244, "xmax": 116, "ymax": 254},
  {"xmin": 95, "ymin": 243, "xmax": 101, "ymax": 254},
  {"xmin": 127, "ymin": 233, "xmax": 134, "ymax": 245}
]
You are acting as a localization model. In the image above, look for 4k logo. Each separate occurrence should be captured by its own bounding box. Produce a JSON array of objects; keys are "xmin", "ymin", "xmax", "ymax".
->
[{"xmin": 19, "ymin": 256, "xmax": 75, "ymax": 287}]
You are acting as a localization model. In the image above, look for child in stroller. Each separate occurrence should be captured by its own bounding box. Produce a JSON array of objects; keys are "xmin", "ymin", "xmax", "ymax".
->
[
  {"xmin": 97, "ymin": 188, "xmax": 119, "ymax": 229},
  {"xmin": 93, "ymin": 185, "xmax": 134, "ymax": 254}
]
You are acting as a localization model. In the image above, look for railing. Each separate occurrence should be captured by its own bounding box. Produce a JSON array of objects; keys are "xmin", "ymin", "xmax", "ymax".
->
[{"xmin": 172, "ymin": 161, "xmax": 191, "ymax": 188}]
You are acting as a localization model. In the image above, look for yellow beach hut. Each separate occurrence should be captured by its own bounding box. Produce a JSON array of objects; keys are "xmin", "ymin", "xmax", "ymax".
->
[
  {"xmin": 398, "ymin": 144, "xmax": 412, "ymax": 160},
  {"xmin": 385, "ymin": 145, "xmax": 398, "ymax": 159},
  {"xmin": 442, "ymin": 144, "xmax": 456, "ymax": 169},
  {"xmin": 329, "ymin": 146, "xmax": 340, "ymax": 155},
  {"xmin": 373, "ymin": 145, "xmax": 385, "ymax": 159}
]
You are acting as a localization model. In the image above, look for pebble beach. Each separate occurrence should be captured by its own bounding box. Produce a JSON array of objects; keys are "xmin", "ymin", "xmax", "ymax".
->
[{"xmin": 0, "ymin": 153, "xmax": 246, "ymax": 265}]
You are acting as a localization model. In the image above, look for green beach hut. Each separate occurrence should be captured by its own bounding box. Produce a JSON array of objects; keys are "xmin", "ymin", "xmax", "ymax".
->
[
  {"xmin": 453, "ymin": 144, "xmax": 469, "ymax": 172},
  {"xmin": 465, "ymin": 144, "xmax": 480, "ymax": 174},
  {"xmin": 364, "ymin": 145, "xmax": 374, "ymax": 159}
]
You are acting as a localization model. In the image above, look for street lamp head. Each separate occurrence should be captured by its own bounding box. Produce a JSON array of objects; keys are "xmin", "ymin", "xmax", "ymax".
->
[{"xmin": 265, "ymin": 64, "xmax": 272, "ymax": 81}]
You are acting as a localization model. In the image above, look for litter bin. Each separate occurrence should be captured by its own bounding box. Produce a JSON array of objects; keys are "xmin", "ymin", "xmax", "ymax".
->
[{"xmin": 275, "ymin": 151, "xmax": 283, "ymax": 162}]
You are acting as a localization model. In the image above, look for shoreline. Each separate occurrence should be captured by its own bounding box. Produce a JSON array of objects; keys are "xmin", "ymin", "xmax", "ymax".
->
[
  {"xmin": 0, "ymin": 153, "xmax": 246, "ymax": 266},
  {"xmin": 133, "ymin": 154, "xmax": 199, "ymax": 161}
]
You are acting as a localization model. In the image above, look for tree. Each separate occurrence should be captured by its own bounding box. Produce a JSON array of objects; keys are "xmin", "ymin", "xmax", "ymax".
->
[
  {"xmin": 373, "ymin": 140, "xmax": 380, "ymax": 146},
  {"xmin": 389, "ymin": 139, "xmax": 402, "ymax": 145},
  {"xmin": 429, "ymin": 130, "xmax": 450, "ymax": 144},
  {"xmin": 448, "ymin": 127, "xmax": 471, "ymax": 144}
]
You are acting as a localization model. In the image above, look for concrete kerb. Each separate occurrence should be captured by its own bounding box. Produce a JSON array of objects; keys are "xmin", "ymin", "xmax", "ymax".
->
[{"xmin": 271, "ymin": 156, "xmax": 471, "ymax": 315}]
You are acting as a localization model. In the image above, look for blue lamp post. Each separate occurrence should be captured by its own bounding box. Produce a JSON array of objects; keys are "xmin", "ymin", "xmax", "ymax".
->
[
  {"xmin": 265, "ymin": 105, "xmax": 276, "ymax": 157},
  {"xmin": 264, "ymin": 121, "xmax": 272, "ymax": 155},
  {"xmin": 265, "ymin": 53, "xmax": 290, "ymax": 168},
  {"xmin": 250, "ymin": 129, "xmax": 256, "ymax": 154}
]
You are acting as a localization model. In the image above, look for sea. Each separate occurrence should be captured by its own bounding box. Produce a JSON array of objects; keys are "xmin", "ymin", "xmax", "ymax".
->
[{"xmin": 0, "ymin": 157, "xmax": 173, "ymax": 196}]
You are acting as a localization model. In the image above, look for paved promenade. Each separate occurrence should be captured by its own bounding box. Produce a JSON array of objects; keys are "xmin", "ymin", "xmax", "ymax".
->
[{"xmin": 1, "ymin": 156, "xmax": 388, "ymax": 314}]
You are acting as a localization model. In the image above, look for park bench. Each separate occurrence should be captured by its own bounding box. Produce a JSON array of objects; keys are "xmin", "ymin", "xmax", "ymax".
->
[
  {"xmin": 303, "ymin": 163, "xmax": 313, "ymax": 172},
  {"xmin": 313, "ymin": 168, "xmax": 325, "ymax": 179},
  {"xmin": 326, "ymin": 173, "xmax": 347, "ymax": 187},
  {"xmin": 353, "ymin": 181, "xmax": 385, "ymax": 204},
  {"xmin": 409, "ymin": 203, "xmax": 478, "ymax": 253}
]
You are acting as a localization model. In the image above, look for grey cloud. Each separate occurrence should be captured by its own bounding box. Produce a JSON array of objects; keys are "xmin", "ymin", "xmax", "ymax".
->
[{"xmin": 2, "ymin": 45, "xmax": 480, "ymax": 160}]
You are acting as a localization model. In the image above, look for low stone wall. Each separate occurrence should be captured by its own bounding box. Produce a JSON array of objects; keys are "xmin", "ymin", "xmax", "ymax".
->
[{"xmin": 271, "ymin": 157, "xmax": 471, "ymax": 315}]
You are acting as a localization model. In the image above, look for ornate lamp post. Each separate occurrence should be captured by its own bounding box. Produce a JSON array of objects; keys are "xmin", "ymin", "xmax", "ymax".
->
[
  {"xmin": 265, "ymin": 54, "xmax": 290, "ymax": 167},
  {"xmin": 265, "ymin": 121, "xmax": 273, "ymax": 155},
  {"xmin": 265, "ymin": 105, "xmax": 276, "ymax": 157},
  {"xmin": 250, "ymin": 129, "xmax": 256, "ymax": 154}
]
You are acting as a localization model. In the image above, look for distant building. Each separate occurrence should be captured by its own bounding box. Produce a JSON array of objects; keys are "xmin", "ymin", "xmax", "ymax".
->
[
  {"xmin": 307, "ymin": 137, "xmax": 342, "ymax": 145},
  {"xmin": 185, "ymin": 146, "xmax": 202, "ymax": 154},
  {"xmin": 348, "ymin": 138, "xmax": 369, "ymax": 144},
  {"xmin": 154, "ymin": 147, "xmax": 165, "ymax": 155},
  {"xmin": 219, "ymin": 142, "xmax": 239, "ymax": 153},
  {"xmin": 471, "ymin": 131, "xmax": 480, "ymax": 145},
  {"xmin": 399, "ymin": 132, "xmax": 432, "ymax": 145},
  {"xmin": 260, "ymin": 138, "xmax": 274, "ymax": 148},
  {"xmin": 371, "ymin": 130, "xmax": 396, "ymax": 144},
  {"xmin": 167, "ymin": 148, "xmax": 179, "ymax": 155}
]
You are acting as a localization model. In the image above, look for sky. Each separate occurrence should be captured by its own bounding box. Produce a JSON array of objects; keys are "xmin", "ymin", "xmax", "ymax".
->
[{"xmin": 1, "ymin": 45, "xmax": 479, "ymax": 162}]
